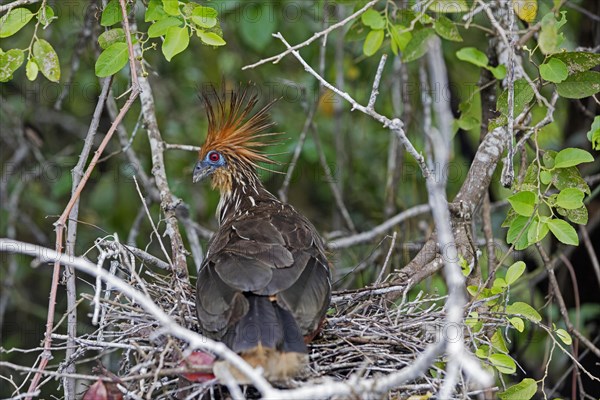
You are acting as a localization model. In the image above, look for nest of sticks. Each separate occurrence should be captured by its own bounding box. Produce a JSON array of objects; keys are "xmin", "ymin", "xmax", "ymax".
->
[{"xmin": 53, "ymin": 239, "xmax": 495, "ymax": 399}]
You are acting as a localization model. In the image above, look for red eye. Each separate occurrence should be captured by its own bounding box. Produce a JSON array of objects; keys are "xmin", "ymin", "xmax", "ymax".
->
[{"xmin": 208, "ymin": 151, "xmax": 220, "ymax": 162}]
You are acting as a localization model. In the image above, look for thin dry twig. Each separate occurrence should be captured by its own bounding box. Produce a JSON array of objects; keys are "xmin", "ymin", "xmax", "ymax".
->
[
  {"xmin": 0, "ymin": 0, "xmax": 40, "ymax": 13},
  {"xmin": 0, "ymin": 237, "xmax": 495, "ymax": 399},
  {"xmin": 133, "ymin": 177, "xmax": 174, "ymax": 268},
  {"xmin": 131, "ymin": 19, "xmax": 188, "ymax": 277},
  {"xmin": 537, "ymin": 244, "xmax": 600, "ymax": 359},
  {"xmin": 580, "ymin": 226, "xmax": 600, "ymax": 289},
  {"xmin": 60, "ymin": 77, "xmax": 113, "ymax": 398},
  {"xmin": 272, "ymin": 32, "xmax": 432, "ymax": 182},
  {"xmin": 25, "ymin": 1, "xmax": 141, "ymax": 394},
  {"xmin": 242, "ymin": 0, "xmax": 380, "ymax": 70},
  {"xmin": 328, "ymin": 204, "xmax": 430, "ymax": 249}
]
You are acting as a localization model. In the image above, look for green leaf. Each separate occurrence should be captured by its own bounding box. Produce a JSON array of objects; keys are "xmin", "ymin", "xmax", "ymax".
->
[
  {"xmin": 465, "ymin": 312, "xmax": 480, "ymax": 331},
  {"xmin": 489, "ymin": 65, "xmax": 507, "ymax": 80},
  {"xmin": 540, "ymin": 170, "xmax": 552, "ymax": 185},
  {"xmin": 456, "ymin": 115, "xmax": 479, "ymax": 131},
  {"xmin": 162, "ymin": 0, "xmax": 180, "ymax": 16},
  {"xmin": 0, "ymin": 49, "xmax": 25, "ymax": 82},
  {"xmin": 145, "ymin": 0, "xmax": 167, "ymax": 21},
  {"xmin": 197, "ymin": 31, "xmax": 226, "ymax": 46},
  {"xmin": 556, "ymin": 71, "xmax": 600, "ymax": 99},
  {"xmin": 505, "ymin": 261, "xmax": 526, "ymax": 285},
  {"xmin": 36, "ymin": 5, "xmax": 55, "ymax": 27},
  {"xmin": 363, "ymin": 29, "xmax": 384, "ymax": 57},
  {"xmin": 556, "ymin": 188, "xmax": 585, "ymax": 210},
  {"xmin": 547, "ymin": 218, "xmax": 578, "ymax": 245},
  {"xmin": 239, "ymin": 3, "xmax": 276, "ymax": 52},
  {"xmin": 497, "ymin": 78, "xmax": 535, "ymax": 115},
  {"xmin": 101, "ymin": 0, "xmax": 123, "ymax": 27},
  {"xmin": 527, "ymin": 218, "xmax": 549, "ymax": 244},
  {"xmin": 562, "ymin": 206, "xmax": 588, "ymax": 225},
  {"xmin": 162, "ymin": 26, "xmax": 189, "ymax": 61},
  {"xmin": 539, "ymin": 11, "xmax": 566, "ymax": 54},
  {"xmin": 508, "ymin": 191, "xmax": 536, "ymax": 217},
  {"xmin": 181, "ymin": 2, "xmax": 199, "ymax": 16},
  {"xmin": 95, "ymin": 42, "xmax": 128, "ymax": 77},
  {"xmin": 0, "ymin": 8, "xmax": 34, "ymax": 38},
  {"xmin": 475, "ymin": 345, "xmax": 490, "ymax": 358},
  {"xmin": 491, "ymin": 329, "xmax": 509, "ymax": 353},
  {"xmin": 490, "ymin": 78, "xmax": 536, "ymax": 130},
  {"xmin": 32, "ymin": 39, "xmax": 60, "ymax": 82},
  {"xmin": 540, "ymin": 58, "xmax": 568, "ymax": 83},
  {"xmin": 506, "ymin": 215, "xmax": 530, "ymax": 250},
  {"xmin": 492, "ymin": 277, "xmax": 507, "ymax": 294},
  {"xmin": 25, "ymin": 58, "xmax": 38, "ymax": 81},
  {"xmin": 506, "ymin": 301, "xmax": 542, "ymax": 323},
  {"xmin": 433, "ymin": 15, "xmax": 462, "ymax": 42},
  {"xmin": 489, "ymin": 353, "xmax": 516, "ymax": 374},
  {"xmin": 550, "ymin": 52, "xmax": 600, "ymax": 74},
  {"xmin": 361, "ymin": 9, "xmax": 385, "ymax": 30},
  {"xmin": 586, "ymin": 116, "xmax": 600, "ymax": 150},
  {"xmin": 499, "ymin": 378, "xmax": 538, "ymax": 400},
  {"xmin": 148, "ymin": 17, "xmax": 182, "ymax": 38},
  {"xmin": 591, "ymin": 130, "xmax": 600, "ymax": 151},
  {"xmin": 508, "ymin": 316, "xmax": 525, "ymax": 332},
  {"xmin": 555, "ymin": 328, "xmax": 572, "ymax": 345},
  {"xmin": 554, "ymin": 166, "xmax": 591, "ymax": 195},
  {"xmin": 98, "ymin": 28, "xmax": 125, "ymax": 49},
  {"xmin": 513, "ymin": 0, "xmax": 538, "ymax": 23},
  {"xmin": 521, "ymin": 163, "xmax": 540, "ymax": 191},
  {"xmin": 403, "ymin": 28, "xmax": 434, "ymax": 63},
  {"xmin": 190, "ymin": 6, "xmax": 218, "ymax": 29},
  {"xmin": 456, "ymin": 46, "xmax": 488, "ymax": 68},
  {"xmin": 389, "ymin": 24, "xmax": 412, "ymax": 54},
  {"xmin": 502, "ymin": 208, "xmax": 518, "ymax": 228},
  {"xmin": 428, "ymin": 0, "xmax": 469, "ymax": 13},
  {"xmin": 543, "ymin": 151, "xmax": 556, "ymax": 168},
  {"xmin": 554, "ymin": 147, "xmax": 594, "ymax": 168}
]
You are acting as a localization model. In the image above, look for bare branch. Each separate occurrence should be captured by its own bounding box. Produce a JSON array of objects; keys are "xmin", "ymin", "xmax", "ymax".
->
[
  {"xmin": 310, "ymin": 124, "xmax": 356, "ymax": 232},
  {"xmin": 538, "ymin": 244, "xmax": 600, "ymax": 360},
  {"xmin": 0, "ymin": 238, "xmax": 275, "ymax": 394},
  {"xmin": 367, "ymin": 54, "xmax": 388, "ymax": 111},
  {"xmin": 26, "ymin": 0, "xmax": 142, "ymax": 392},
  {"xmin": 272, "ymin": 32, "xmax": 431, "ymax": 181},
  {"xmin": 500, "ymin": 0, "xmax": 517, "ymax": 187},
  {"xmin": 421, "ymin": 40, "xmax": 493, "ymax": 396},
  {"xmin": 60, "ymin": 76, "xmax": 112, "ymax": 397},
  {"xmin": 0, "ymin": 0, "xmax": 40, "ymax": 13},
  {"xmin": 580, "ymin": 226, "xmax": 600, "ymax": 290},
  {"xmin": 165, "ymin": 143, "xmax": 201, "ymax": 152},
  {"xmin": 130, "ymin": 19, "xmax": 188, "ymax": 277},
  {"xmin": 278, "ymin": 94, "xmax": 316, "ymax": 203},
  {"xmin": 133, "ymin": 177, "xmax": 174, "ymax": 268},
  {"xmin": 242, "ymin": 0, "xmax": 380, "ymax": 70},
  {"xmin": 327, "ymin": 204, "xmax": 431, "ymax": 249}
]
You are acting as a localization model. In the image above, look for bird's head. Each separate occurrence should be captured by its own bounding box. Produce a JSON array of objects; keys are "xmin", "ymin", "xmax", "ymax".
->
[
  {"xmin": 193, "ymin": 85, "xmax": 281, "ymax": 193},
  {"xmin": 192, "ymin": 149, "xmax": 227, "ymax": 184}
]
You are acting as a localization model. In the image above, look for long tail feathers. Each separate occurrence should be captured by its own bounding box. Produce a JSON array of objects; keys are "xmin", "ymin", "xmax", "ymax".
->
[{"xmin": 217, "ymin": 294, "xmax": 308, "ymax": 382}]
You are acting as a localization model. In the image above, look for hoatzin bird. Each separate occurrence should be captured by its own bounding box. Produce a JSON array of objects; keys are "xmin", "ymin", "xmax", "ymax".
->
[{"xmin": 192, "ymin": 87, "xmax": 331, "ymax": 382}]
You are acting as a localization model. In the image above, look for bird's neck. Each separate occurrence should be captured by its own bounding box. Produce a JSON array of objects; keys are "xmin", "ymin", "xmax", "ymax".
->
[{"xmin": 216, "ymin": 166, "xmax": 278, "ymax": 224}]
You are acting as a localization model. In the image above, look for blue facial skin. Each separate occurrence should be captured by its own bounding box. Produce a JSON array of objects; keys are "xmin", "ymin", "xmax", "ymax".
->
[{"xmin": 193, "ymin": 150, "xmax": 226, "ymax": 183}]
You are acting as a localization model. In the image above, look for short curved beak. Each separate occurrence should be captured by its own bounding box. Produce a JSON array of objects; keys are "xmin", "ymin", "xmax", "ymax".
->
[{"xmin": 192, "ymin": 161, "xmax": 210, "ymax": 183}]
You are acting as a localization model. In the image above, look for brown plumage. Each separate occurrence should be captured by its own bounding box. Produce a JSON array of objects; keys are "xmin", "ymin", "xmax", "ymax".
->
[{"xmin": 193, "ymin": 86, "xmax": 331, "ymax": 382}]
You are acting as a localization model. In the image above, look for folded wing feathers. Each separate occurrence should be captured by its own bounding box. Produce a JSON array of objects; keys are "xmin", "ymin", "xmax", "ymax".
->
[{"xmin": 196, "ymin": 206, "xmax": 330, "ymax": 339}]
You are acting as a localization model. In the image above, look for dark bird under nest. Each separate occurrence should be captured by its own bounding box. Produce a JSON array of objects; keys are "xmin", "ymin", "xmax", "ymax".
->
[{"xmin": 192, "ymin": 85, "xmax": 332, "ymax": 382}]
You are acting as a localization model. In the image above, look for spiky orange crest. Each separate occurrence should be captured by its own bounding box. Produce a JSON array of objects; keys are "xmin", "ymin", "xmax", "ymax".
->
[{"xmin": 199, "ymin": 86, "xmax": 281, "ymax": 169}]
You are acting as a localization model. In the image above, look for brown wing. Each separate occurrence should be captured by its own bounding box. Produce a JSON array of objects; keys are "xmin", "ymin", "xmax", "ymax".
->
[{"xmin": 195, "ymin": 203, "xmax": 331, "ymax": 341}]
